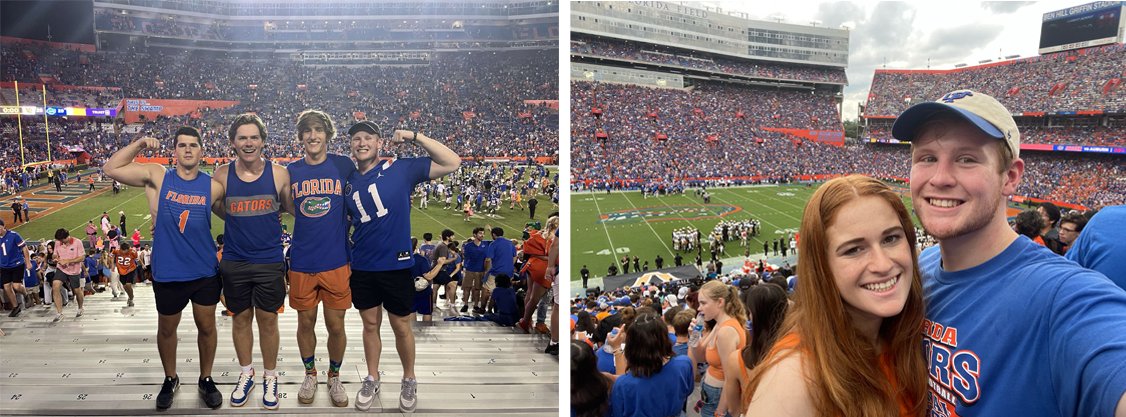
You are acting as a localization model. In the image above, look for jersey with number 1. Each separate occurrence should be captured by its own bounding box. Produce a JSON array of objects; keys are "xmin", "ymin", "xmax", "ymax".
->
[
  {"xmin": 346, "ymin": 157, "xmax": 431, "ymax": 272},
  {"xmin": 152, "ymin": 169, "xmax": 218, "ymax": 282}
]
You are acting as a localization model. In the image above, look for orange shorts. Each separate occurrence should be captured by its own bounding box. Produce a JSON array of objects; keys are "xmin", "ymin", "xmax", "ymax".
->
[{"xmin": 288, "ymin": 263, "xmax": 352, "ymax": 311}]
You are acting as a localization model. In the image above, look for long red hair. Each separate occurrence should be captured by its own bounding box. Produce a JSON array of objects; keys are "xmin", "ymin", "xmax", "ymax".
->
[{"xmin": 744, "ymin": 175, "xmax": 927, "ymax": 417}]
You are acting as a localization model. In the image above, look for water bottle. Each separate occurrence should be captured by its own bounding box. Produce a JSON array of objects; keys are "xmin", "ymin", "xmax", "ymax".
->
[
  {"xmin": 610, "ymin": 329, "xmax": 619, "ymax": 338},
  {"xmin": 688, "ymin": 314, "xmax": 705, "ymax": 347}
]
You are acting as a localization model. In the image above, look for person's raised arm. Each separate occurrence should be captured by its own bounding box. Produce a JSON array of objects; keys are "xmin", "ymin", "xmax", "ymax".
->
[
  {"xmin": 391, "ymin": 130, "xmax": 460, "ymax": 179},
  {"xmin": 104, "ymin": 137, "xmax": 163, "ymax": 188}
]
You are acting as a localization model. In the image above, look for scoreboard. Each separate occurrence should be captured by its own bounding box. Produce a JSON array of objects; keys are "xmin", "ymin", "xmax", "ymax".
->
[{"xmin": 1039, "ymin": 1, "xmax": 1125, "ymax": 54}]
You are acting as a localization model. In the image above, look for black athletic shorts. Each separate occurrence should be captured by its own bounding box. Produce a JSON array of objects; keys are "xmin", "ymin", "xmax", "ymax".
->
[
  {"xmin": 219, "ymin": 260, "xmax": 286, "ymax": 314},
  {"xmin": 1, "ymin": 265, "xmax": 25, "ymax": 285},
  {"xmin": 350, "ymin": 268, "xmax": 413, "ymax": 316},
  {"xmin": 153, "ymin": 274, "xmax": 221, "ymax": 316},
  {"xmin": 120, "ymin": 270, "xmax": 137, "ymax": 285},
  {"xmin": 434, "ymin": 270, "xmax": 453, "ymax": 286}
]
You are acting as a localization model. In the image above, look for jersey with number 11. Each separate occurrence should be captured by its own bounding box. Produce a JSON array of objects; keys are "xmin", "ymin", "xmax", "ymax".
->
[
  {"xmin": 152, "ymin": 169, "xmax": 218, "ymax": 283},
  {"xmin": 346, "ymin": 157, "xmax": 431, "ymax": 272}
]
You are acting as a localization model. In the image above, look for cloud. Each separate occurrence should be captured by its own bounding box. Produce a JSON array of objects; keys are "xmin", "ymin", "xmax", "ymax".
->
[
  {"xmin": 918, "ymin": 23, "xmax": 1006, "ymax": 63},
  {"xmin": 981, "ymin": 1, "xmax": 1037, "ymax": 14}
]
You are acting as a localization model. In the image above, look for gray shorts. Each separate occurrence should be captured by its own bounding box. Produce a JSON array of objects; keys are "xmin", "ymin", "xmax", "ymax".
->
[{"xmin": 51, "ymin": 270, "xmax": 81, "ymax": 290}]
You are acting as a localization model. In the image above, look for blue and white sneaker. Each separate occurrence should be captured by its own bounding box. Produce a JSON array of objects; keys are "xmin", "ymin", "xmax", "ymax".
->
[
  {"xmin": 262, "ymin": 375, "xmax": 279, "ymax": 410},
  {"xmin": 230, "ymin": 371, "xmax": 255, "ymax": 407}
]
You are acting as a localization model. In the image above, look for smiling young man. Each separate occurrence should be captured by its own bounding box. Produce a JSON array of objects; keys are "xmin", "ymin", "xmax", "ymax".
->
[
  {"xmin": 285, "ymin": 110, "xmax": 356, "ymax": 407},
  {"xmin": 213, "ymin": 114, "xmax": 294, "ymax": 411},
  {"xmin": 344, "ymin": 121, "xmax": 460, "ymax": 413},
  {"xmin": 104, "ymin": 126, "xmax": 224, "ymax": 411},
  {"xmin": 892, "ymin": 90, "xmax": 1126, "ymax": 417}
]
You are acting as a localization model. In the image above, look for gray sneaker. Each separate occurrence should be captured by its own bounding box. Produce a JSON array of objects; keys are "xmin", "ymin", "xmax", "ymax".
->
[
  {"xmin": 355, "ymin": 377, "xmax": 379, "ymax": 411},
  {"xmin": 298, "ymin": 373, "xmax": 317, "ymax": 404},
  {"xmin": 328, "ymin": 376, "xmax": 348, "ymax": 407},
  {"xmin": 399, "ymin": 378, "xmax": 417, "ymax": 413}
]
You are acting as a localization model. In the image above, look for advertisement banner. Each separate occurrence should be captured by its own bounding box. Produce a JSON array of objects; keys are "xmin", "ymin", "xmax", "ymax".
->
[{"xmin": 120, "ymin": 99, "xmax": 239, "ymax": 123}]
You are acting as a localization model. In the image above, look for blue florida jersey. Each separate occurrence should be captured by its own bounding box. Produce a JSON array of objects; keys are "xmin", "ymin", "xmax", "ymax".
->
[
  {"xmin": 287, "ymin": 153, "xmax": 356, "ymax": 273},
  {"xmin": 152, "ymin": 169, "xmax": 218, "ymax": 282},
  {"xmin": 0, "ymin": 231, "xmax": 26, "ymax": 268},
  {"xmin": 346, "ymin": 157, "xmax": 432, "ymax": 271}
]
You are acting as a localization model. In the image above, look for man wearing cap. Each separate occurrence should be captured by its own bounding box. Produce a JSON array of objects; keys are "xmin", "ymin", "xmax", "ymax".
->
[
  {"xmin": 892, "ymin": 90, "xmax": 1126, "ymax": 417},
  {"xmin": 344, "ymin": 121, "xmax": 460, "ymax": 413}
]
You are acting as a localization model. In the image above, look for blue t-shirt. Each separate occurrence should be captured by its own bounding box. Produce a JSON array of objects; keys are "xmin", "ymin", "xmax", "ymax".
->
[
  {"xmin": 610, "ymin": 355, "xmax": 694, "ymax": 417},
  {"xmin": 921, "ymin": 236, "xmax": 1126, "ymax": 417},
  {"xmin": 596, "ymin": 347, "xmax": 616, "ymax": 375},
  {"xmin": 0, "ymin": 231, "xmax": 26, "ymax": 268},
  {"xmin": 287, "ymin": 153, "xmax": 355, "ymax": 273},
  {"xmin": 410, "ymin": 253, "xmax": 432, "ymax": 296},
  {"xmin": 462, "ymin": 239, "xmax": 490, "ymax": 272},
  {"xmin": 1065, "ymin": 205, "xmax": 1126, "ymax": 292},
  {"xmin": 485, "ymin": 236, "xmax": 516, "ymax": 277},
  {"xmin": 419, "ymin": 243, "xmax": 436, "ymax": 261},
  {"xmin": 347, "ymin": 157, "xmax": 431, "ymax": 272},
  {"xmin": 23, "ymin": 260, "xmax": 38, "ymax": 287},
  {"xmin": 84, "ymin": 257, "xmax": 97, "ymax": 277},
  {"xmin": 671, "ymin": 343, "xmax": 688, "ymax": 358}
]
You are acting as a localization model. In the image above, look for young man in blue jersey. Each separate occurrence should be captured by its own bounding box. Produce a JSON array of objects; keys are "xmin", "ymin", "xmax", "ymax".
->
[
  {"xmin": 0, "ymin": 219, "xmax": 32, "ymax": 317},
  {"xmin": 344, "ymin": 121, "xmax": 460, "ymax": 413},
  {"xmin": 285, "ymin": 110, "xmax": 355, "ymax": 407},
  {"xmin": 213, "ymin": 114, "xmax": 294, "ymax": 411},
  {"xmin": 460, "ymin": 226, "xmax": 491, "ymax": 314},
  {"xmin": 892, "ymin": 90, "xmax": 1126, "ymax": 417},
  {"xmin": 104, "ymin": 127, "xmax": 225, "ymax": 411},
  {"xmin": 482, "ymin": 227, "xmax": 517, "ymax": 314}
]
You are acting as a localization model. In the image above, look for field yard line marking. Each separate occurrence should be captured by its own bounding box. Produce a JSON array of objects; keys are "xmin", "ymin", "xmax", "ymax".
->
[
  {"xmin": 718, "ymin": 192, "xmax": 803, "ymax": 223},
  {"xmin": 618, "ymin": 191, "xmax": 675, "ymax": 257},
  {"xmin": 588, "ymin": 189, "xmax": 620, "ymax": 260},
  {"xmin": 64, "ymin": 191, "xmax": 149, "ymax": 237}
]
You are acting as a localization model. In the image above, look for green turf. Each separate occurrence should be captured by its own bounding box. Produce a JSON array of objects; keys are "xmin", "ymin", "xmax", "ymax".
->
[
  {"xmin": 11, "ymin": 167, "xmax": 558, "ymax": 245},
  {"xmin": 570, "ymin": 183, "xmax": 921, "ymax": 284}
]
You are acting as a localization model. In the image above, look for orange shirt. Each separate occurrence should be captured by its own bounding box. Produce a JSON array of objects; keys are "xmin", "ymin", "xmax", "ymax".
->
[
  {"xmin": 705, "ymin": 317, "xmax": 747, "ymax": 380},
  {"xmin": 752, "ymin": 333, "xmax": 915, "ymax": 416},
  {"xmin": 113, "ymin": 249, "xmax": 138, "ymax": 275}
]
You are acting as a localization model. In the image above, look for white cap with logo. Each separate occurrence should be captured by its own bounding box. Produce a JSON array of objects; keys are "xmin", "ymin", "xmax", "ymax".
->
[{"xmin": 891, "ymin": 89, "xmax": 1021, "ymax": 158}]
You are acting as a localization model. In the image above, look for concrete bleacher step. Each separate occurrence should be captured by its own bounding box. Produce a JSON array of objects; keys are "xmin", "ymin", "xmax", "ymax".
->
[{"xmin": 0, "ymin": 285, "xmax": 559, "ymax": 416}]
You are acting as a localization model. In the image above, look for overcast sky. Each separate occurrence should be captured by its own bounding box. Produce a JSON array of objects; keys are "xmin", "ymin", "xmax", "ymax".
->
[{"xmin": 704, "ymin": 1, "xmax": 1071, "ymax": 119}]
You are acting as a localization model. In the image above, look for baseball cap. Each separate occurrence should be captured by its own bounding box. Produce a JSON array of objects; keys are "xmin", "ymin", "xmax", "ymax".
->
[
  {"xmin": 891, "ymin": 89, "xmax": 1020, "ymax": 158},
  {"xmin": 0, "ymin": 219, "xmax": 5, "ymax": 226},
  {"xmin": 677, "ymin": 287, "xmax": 690, "ymax": 299},
  {"xmin": 737, "ymin": 278, "xmax": 754, "ymax": 290},
  {"xmin": 347, "ymin": 121, "xmax": 382, "ymax": 138}
]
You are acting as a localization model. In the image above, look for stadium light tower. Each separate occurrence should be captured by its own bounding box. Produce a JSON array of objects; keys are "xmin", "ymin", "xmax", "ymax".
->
[
  {"xmin": 809, "ymin": 20, "xmax": 822, "ymax": 27},
  {"xmin": 840, "ymin": 22, "xmax": 855, "ymax": 30},
  {"xmin": 771, "ymin": 15, "xmax": 785, "ymax": 23}
]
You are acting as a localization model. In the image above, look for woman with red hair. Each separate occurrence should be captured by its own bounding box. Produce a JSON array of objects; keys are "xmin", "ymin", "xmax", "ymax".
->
[{"xmin": 742, "ymin": 175, "xmax": 928, "ymax": 417}]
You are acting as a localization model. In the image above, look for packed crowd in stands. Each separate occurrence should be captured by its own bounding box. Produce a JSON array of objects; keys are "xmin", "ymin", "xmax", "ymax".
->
[
  {"xmin": 572, "ymin": 81, "xmax": 1126, "ymax": 209},
  {"xmin": 572, "ymin": 36, "xmax": 847, "ymax": 84},
  {"xmin": 0, "ymin": 46, "xmax": 558, "ymax": 174},
  {"xmin": 94, "ymin": 11, "xmax": 549, "ymax": 43},
  {"xmin": 866, "ymin": 44, "xmax": 1126, "ymax": 116}
]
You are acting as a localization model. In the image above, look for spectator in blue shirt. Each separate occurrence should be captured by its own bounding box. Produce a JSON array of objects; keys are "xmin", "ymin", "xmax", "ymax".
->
[
  {"xmin": 482, "ymin": 227, "xmax": 515, "ymax": 314},
  {"xmin": 607, "ymin": 311, "xmax": 694, "ymax": 417},
  {"xmin": 460, "ymin": 226, "xmax": 491, "ymax": 314}
]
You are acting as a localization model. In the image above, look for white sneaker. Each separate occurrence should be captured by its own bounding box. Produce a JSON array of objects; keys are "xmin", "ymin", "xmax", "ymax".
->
[
  {"xmin": 298, "ymin": 373, "xmax": 316, "ymax": 404},
  {"xmin": 328, "ymin": 376, "xmax": 348, "ymax": 407},
  {"xmin": 76, "ymin": 309, "xmax": 83, "ymax": 318},
  {"xmin": 230, "ymin": 372, "xmax": 255, "ymax": 407},
  {"xmin": 399, "ymin": 378, "xmax": 417, "ymax": 413},
  {"xmin": 262, "ymin": 375, "xmax": 279, "ymax": 410},
  {"xmin": 53, "ymin": 313, "xmax": 63, "ymax": 322},
  {"xmin": 355, "ymin": 377, "xmax": 379, "ymax": 411}
]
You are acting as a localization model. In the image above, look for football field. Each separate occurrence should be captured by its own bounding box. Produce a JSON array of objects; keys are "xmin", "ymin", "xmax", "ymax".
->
[
  {"xmin": 5, "ymin": 167, "xmax": 558, "ymax": 245},
  {"xmin": 569, "ymin": 182, "xmax": 921, "ymax": 287}
]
